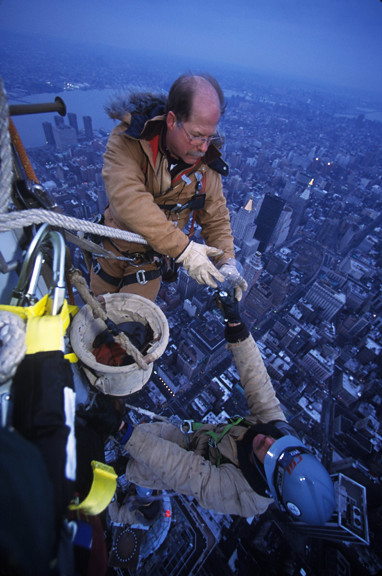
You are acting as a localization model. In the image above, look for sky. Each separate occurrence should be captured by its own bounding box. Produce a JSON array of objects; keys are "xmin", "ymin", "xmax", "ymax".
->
[{"xmin": 1, "ymin": 0, "xmax": 382, "ymax": 96}]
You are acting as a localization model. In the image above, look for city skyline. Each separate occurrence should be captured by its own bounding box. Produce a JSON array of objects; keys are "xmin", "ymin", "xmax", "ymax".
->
[{"xmin": 1, "ymin": 0, "xmax": 382, "ymax": 97}]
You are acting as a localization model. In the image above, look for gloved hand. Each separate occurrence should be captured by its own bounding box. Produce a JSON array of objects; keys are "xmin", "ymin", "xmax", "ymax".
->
[
  {"xmin": 218, "ymin": 258, "xmax": 248, "ymax": 301},
  {"xmin": 176, "ymin": 241, "xmax": 225, "ymax": 288},
  {"xmin": 216, "ymin": 287, "xmax": 242, "ymax": 324}
]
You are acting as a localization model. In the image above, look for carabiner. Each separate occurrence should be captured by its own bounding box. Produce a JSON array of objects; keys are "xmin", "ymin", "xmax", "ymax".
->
[{"xmin": 10, "ymin": 223, "xmax": 66, "ymax": 315}]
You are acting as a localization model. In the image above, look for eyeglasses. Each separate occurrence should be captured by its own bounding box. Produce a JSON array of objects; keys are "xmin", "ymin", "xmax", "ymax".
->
[{"xmin": 178, "ymin": 122, "xmax": 219, "ymax": 146}]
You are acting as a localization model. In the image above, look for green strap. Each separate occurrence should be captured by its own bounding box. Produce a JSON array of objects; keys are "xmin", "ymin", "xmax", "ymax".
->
[
  {"xmin": 188, "ymin": 417, "xmax": 249, "ymax": 467},
  {"xmin": 191, "ymin": 422, "xmax": 206, "ymax": 432},
  {"xmin": 205, "ymin": 417, "xmax": 244, "ymax": 448}
]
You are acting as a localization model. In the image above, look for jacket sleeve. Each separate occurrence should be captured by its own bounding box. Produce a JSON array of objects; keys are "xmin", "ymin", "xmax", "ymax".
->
[
  {"xmin": 125, "ymin": 424, "xmax": 271, "ymax": 517},
  {"xmin": 196, "ymin": 169, "xmax": 235, "ymax": 264},
  {"xmin": 227, "ymin": 335, "xmax": 286, "ymax": 424},
  {"xmin": 102, "ymin": 129, "xmax": 189, "ymax": 258}
]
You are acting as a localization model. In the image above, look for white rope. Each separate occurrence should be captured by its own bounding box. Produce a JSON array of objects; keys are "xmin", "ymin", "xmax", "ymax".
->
[
  {"xmin": 0, "ymin": 311, "xmax": 26, "ymax": 383},
  {"xmin": 0, "ymin": 208, "xmax": 148, "ymax": 245},
  {"xmin": 0, "ymin": 78, "xmax": 12, "ymax": 214}
]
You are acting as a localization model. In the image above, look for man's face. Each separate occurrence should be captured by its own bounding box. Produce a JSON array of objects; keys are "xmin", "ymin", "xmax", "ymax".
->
[
  {"xmin": 252, "ymin": 434, "xmax": 276, "ymax": 464},
  {"xmin": 165, "ymin": 91, "xmax": 220, "ymax": 165}
]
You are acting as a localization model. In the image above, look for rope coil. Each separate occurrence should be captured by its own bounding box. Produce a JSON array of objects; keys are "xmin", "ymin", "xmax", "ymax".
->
[
  {"xmin": 0, "ymin": 78, "xmax": 12, "ymax": 214},
  {"xmin": 0, "ymin": 311, "xmax": 26, "ymax": 383}
]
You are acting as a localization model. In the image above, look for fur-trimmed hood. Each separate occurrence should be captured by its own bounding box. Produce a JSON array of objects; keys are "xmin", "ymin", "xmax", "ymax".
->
[{"xmin": 104, "ymin": 91, "xmax": 167, "ymax": 137}]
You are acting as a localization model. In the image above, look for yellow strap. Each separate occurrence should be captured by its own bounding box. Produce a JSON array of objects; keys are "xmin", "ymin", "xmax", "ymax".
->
[
  {"xmin": 0, "ymin": 295, "xmax": 78, "ymax": 334},
  {"xmin": 69, "ymin": 461, "xmax": 117, "ymax": 516},
  {"xmin": 64, "ymin": 352, "xmax": 79, "ymax": 363},
  {"xmin": 25, "ymin": 315, "xmax": 64, "ymax": 354}
]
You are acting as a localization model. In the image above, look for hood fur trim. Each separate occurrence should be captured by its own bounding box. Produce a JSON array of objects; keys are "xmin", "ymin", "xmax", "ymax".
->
[{"xmin": 104, "ymin": 91, "xmax": 167, "ymax": 121}]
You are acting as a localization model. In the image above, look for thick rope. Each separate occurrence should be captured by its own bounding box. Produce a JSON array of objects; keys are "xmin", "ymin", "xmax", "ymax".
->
[
  {"xmin": 68, "ymin": 268, "xmax": 149, "ymax": 370},
  {"xmin": 0, "ymin": 311, "xmax": 26, "ymax": 383},
  {"xmin": 0, "ymin": 78, "xmax": 13, "ymax": 214},
  {"xmin": 0, "ymin": 208, "xmax": 148, "ymax": 245}
]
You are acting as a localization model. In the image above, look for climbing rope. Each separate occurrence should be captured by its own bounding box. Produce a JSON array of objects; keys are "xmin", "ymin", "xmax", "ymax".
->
[
  {"xmin": 0, "ymin": 311, "xmax": 26, "ymax": 383},
  {"xmin": 0, "ymin": 78, "xmax": 12, "ymax": 214},
  {"xmin": 0, "ymin": 208, "xmax": 148, "ymax": 245}
]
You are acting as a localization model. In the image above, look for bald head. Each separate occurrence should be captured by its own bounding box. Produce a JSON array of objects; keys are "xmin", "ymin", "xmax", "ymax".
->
[{"xmin": 166, "ymin": 73, "xmax": 226, "ymax": 124}]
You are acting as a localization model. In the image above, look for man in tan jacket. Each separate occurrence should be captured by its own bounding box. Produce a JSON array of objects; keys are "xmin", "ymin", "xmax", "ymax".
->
[
  {"xmin": 90, "ymin": 74, "xmax": 247, "ymax": 301},
  {"xmin": 116, "ymin": 292, "xmax": 336, "ymax": 524}
]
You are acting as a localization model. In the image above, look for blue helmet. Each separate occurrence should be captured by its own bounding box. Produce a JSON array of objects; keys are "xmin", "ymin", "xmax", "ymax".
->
[{"xmin": 264, "ymin": 435, "xmax": 336, "ymax": 525}]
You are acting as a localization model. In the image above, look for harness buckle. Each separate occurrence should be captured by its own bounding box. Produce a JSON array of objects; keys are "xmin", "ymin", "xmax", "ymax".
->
[
  {"xmin": 181, "ymin": 420, "xmax": 195, "ymax": 434},
  {"xmin": 93, "ymin": 261, "xmax": 101, "ymax": 275},
  {"xmin": 136, "ymin": 269, "xmax": 148, "ymax": 285}
]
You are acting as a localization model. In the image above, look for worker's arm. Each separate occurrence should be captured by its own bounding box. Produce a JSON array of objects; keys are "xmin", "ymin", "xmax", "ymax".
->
[
  {"xmin": 218, "ymin": 289, "xmax": 285, "ymax": 424},
  {"xmin": 228, "ymin": 335, "xmax": 285, "ymax": 423},
  {"xmin": 125, "ymin": 423, "xmax": 270, "ymax": 517}
]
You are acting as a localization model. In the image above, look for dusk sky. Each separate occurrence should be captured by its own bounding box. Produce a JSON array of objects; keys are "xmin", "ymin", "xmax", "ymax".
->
[{"xmin": 1, "ymin": 0, "xmax": 382, "ymax": 95}]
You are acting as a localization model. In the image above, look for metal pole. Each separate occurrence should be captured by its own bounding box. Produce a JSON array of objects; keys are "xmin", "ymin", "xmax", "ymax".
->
[{"xmin": 9, "ymin": 96, "xmax": 66, "ymax": 117}]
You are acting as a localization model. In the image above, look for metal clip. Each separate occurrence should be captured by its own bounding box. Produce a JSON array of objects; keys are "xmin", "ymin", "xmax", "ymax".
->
[
  {"xmin": 181, "ymin": 420, "xmax": 195, "ymax": 434},
  {"xmin": 136, "ymin": 269, "xmax": 148, "ymax": 285},
  {"xmin": 10, "ymin": 223, "xmax": 66, "ymax": 315},
  {"xmin": 195, "ymin": 171, "xmax": 203, "ymax": 192}
]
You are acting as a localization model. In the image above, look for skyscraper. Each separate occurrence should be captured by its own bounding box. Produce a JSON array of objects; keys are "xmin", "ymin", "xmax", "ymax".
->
[
  {"xmin": 83, "ymin": 115, "xmax": 93, "ymax": 140},
  {"xmin": 231, "ymin": 196, "xmax": 258, "ymax": 243},
  {"xmin": 54, "ymin": 115, "xmax": 64, "ymax": 128},
  {"xmin": 52, "ymin": 125, "xmax": 77, "ymax": 150},
  {"xmin": 177, "ymin": 268, "xmax": 198, "ymax": 301},
  {"xmin": 268, "ymin": 205, "xmax": 292, "ymax": 249},
  {"xmin": 289, "ymin": 178, "xmax": 313, "ymax": 237},
  {"xmin": 306, "ymin": 280, "xmax": 346, "ymax": 321},
  {"xmin": 68, "ymin": 112, "xmax": 79, "ymax": 135},
  {"xmin": 243, "ymin": 251, "xmax": 263, "ymax": 291},
  {"xmin": 42, "ymin": 121, "xmax": 55, "ymax": 146},
  {"xmin": 254, "ymin": 193, "xmax": 285, "ymax": 252},
  {"xmin": 231, "ymin": 196, "xmax": 261, "ymax": 258}
]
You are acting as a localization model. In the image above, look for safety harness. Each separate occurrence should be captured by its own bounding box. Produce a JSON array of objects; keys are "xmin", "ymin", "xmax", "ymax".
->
[
  {"xmin": 92, "ymin": 162, "xmax": 207, "ymax": 288},
  {"xmin": 184, "ymin": 416, "xmax": 254, "ymax": 467}
]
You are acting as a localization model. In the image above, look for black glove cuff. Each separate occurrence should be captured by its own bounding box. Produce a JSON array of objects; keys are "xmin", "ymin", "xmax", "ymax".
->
[{"xmin": 225, "ymin": 323, "xmax": 250, "ymax": 343}]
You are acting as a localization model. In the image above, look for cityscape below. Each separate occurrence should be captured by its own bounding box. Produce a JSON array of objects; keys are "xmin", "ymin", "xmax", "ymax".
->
[{"xmin": 1, "ymin": 31, "xmax": 382, "ymax": 576}]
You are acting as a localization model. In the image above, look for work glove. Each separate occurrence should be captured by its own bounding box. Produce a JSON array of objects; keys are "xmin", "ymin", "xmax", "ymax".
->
[
  {"xmin": 176, "ymin": 241, "xmax": 225, "ymax": 288},
  {"xmin": 218, "ymin": 258, "xmax": 248, "ymax": 301},
  {"xmin": 216, "ymin": 286, "xmax": 242, "ymax": 324}
]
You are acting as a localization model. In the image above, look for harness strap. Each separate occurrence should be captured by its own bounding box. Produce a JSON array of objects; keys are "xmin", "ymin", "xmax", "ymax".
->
[
  {"xmin": 189, "ymin": 172, "xmax": 206, "ymax": 239},
  {"xmin": 93, "ymin": 263, "xmax": 161, "ymax": 288},
  {"xmin": 186, "ymin": 416, "xmax": 252, "ymax": 467},
  {"xmin": 205, "ymin": 417, "xmax": 243, "ymax": 445}
]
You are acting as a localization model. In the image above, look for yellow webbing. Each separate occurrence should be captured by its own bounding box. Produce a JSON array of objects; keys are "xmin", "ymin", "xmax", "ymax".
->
[
  {"xmin": 69, "ymin": 460, "xmax": 118, "ymax": 516},
  {"xmin": 0, "ymin": 296, "xmax": 79, "ymax": 361},
  {"xmin": 0, "ymin": 294, "xmax": 77, "ymax": 333}
]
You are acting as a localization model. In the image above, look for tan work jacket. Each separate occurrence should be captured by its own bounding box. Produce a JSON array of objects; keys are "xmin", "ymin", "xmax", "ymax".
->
[
  {"xmin": 102, "ymin": 114, "xmax": 234, "ymax": 262},
  {"xmin": 125, "ymin": 335, "xmax": 286, "ymax": 518}
]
